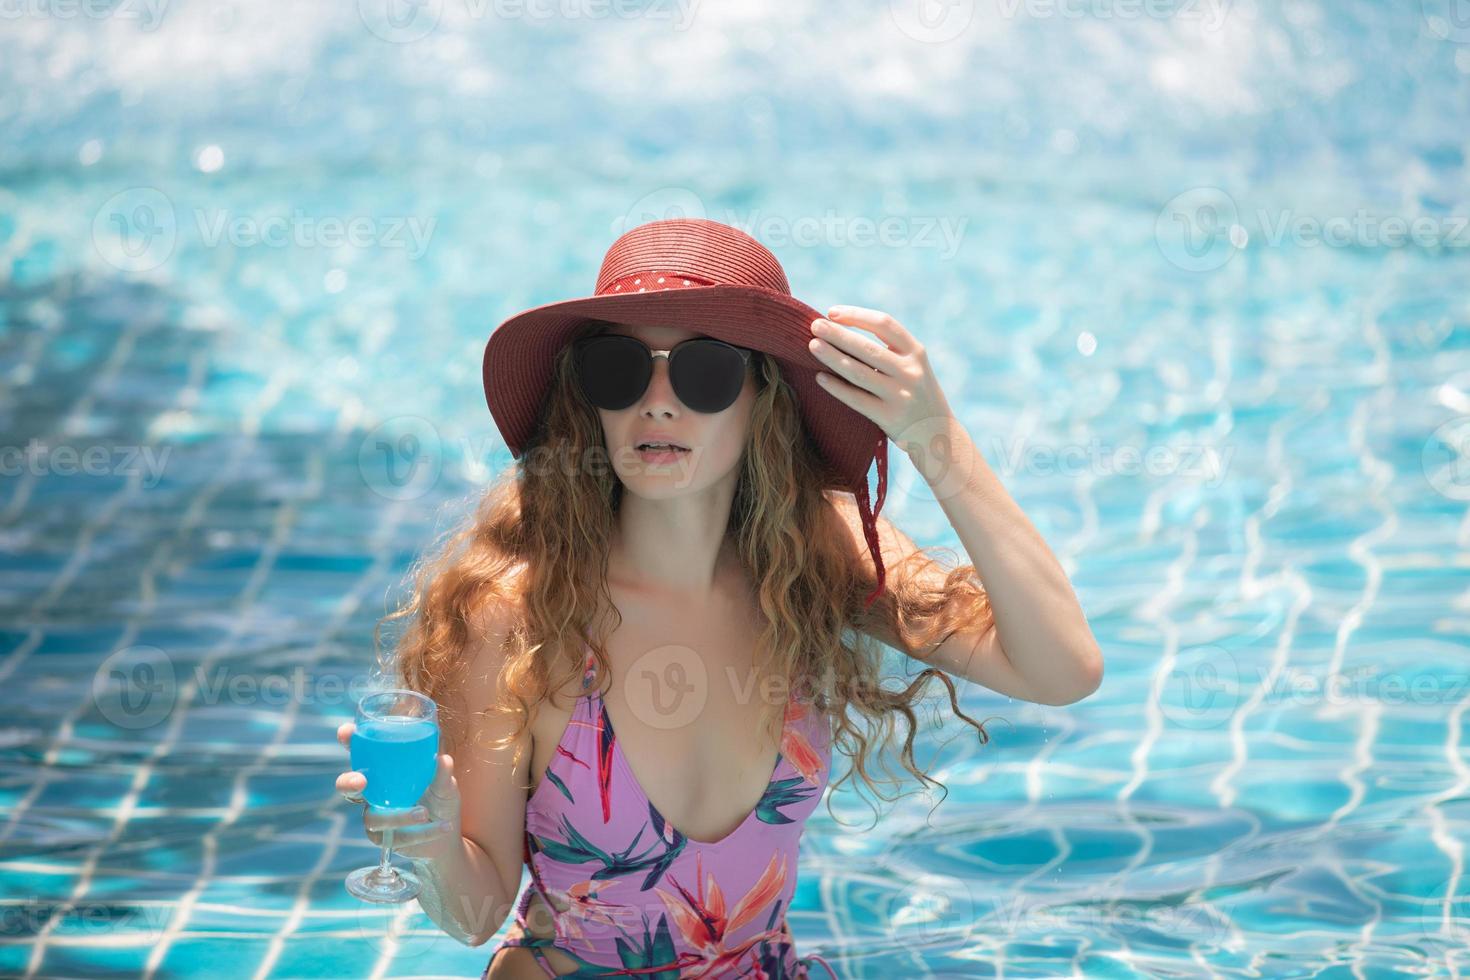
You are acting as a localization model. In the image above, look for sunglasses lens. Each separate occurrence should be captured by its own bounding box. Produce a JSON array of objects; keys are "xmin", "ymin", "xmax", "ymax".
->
[
  {"xmin": 673, "ymin": 340, "xmax": 747, "ymax": 413},
  {"xmin": 577, "ymin": 336, "xmax": 649, "ymax": 410}
]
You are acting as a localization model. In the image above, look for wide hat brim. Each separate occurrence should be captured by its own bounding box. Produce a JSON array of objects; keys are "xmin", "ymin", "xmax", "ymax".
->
[{"xmin": 481, "ymin": 282, "xmax": 886, "ymax": 497}]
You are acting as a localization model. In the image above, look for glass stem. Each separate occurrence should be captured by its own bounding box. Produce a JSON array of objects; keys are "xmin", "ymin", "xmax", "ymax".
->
[{"xmin": 379, "ymin": 826, "xmax": 395, "ymax": 878}]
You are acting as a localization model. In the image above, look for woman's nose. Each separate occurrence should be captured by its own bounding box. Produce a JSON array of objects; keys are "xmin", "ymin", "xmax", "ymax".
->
[{"xmin": 639, "ymin": 355, "xmax": 679, "ymax": 410}]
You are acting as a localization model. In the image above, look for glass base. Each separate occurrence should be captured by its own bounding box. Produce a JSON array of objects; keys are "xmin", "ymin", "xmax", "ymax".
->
[{"xmin": 346, "ymin": 862, "xmax": 422, "ymax": 903}]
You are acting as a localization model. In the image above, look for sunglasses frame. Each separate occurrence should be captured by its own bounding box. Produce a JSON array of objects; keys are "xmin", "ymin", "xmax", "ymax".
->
[{"xmin": 573, "ymin": 333, "xmax": 753, "ymax": 413}]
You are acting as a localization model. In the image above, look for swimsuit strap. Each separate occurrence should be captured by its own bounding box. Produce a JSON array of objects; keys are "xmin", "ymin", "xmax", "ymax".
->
[
  {"xmin": 800, "ymin": 952, "xmax": 840, "ymax": 979},
  {"xmin": 580, "ymin": 646, "xmax": 597, "ymax": 692}
]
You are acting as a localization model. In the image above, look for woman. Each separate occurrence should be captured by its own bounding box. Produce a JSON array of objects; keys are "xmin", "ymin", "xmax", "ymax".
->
[{"xmin": 335, "ymin": 218, "xmax": 1102, "ymax": 978}]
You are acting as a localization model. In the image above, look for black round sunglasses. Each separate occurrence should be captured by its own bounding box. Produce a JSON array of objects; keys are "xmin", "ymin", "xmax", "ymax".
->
[{"xmin": 573, "ymin": 334, "xmax": 753, "ymax": 414}]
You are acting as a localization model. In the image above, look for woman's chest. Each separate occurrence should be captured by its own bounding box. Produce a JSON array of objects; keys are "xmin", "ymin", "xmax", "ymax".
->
[{"xmin": 528, "ymin": 604, "xmax": 797, "ymax": 843}]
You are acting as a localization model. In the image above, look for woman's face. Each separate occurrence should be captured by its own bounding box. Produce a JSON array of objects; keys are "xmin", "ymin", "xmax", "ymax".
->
[{"xmin": 592, "ymin": 323, "xmax": 756, "ymax": 498}]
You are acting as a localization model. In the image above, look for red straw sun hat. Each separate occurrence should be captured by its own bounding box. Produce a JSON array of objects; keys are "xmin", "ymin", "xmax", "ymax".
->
[{"xmin": 481, "ymin": 217, "xmax": 890, "ymax": 608}]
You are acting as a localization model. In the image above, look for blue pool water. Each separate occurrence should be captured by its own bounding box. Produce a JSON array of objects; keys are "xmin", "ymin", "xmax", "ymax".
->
[
  {"xmin": 350, "ymin": 720, "xmax": 439, "ymax": 813},
  {"xmin": 2, "ymin": 1, "xmax": 1469, "ymax": 977}
]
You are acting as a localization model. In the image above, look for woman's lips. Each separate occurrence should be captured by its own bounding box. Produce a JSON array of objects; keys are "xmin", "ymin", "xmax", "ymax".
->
[{"xmin": 636, "ymin": 446, "xmax": 689, "ymax": 464}]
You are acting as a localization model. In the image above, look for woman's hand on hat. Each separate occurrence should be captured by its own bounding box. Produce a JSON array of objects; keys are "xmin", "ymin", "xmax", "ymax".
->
[{"xmin": 808, "ymin": 306, "xmax": 953, "ymax": 441}]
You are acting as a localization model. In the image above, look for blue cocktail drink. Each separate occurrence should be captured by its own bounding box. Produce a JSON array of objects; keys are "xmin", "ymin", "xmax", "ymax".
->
[
  {"xmin": 350, "ymin": 717, "xmax": 439, "ymax": 811},
  {"xmin": 345, "ymin": 689, "xmax": 439, "ymax": 903}
]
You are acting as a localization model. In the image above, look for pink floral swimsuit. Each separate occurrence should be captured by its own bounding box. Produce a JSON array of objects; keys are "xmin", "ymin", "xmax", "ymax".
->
[{"xmin": 484, "ymin": 638, "xmax": 839, "ymax": 979}]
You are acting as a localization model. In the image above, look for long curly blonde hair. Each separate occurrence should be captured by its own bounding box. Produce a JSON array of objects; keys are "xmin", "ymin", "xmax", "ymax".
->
[{"xmin": 376, "ymin": 319, "xmax": 998, "ymax": 827}]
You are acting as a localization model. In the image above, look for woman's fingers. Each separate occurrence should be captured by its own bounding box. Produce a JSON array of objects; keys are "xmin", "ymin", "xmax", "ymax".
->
[
  {"xmin": 337, "ymin": 740, "xmax": 460, "ymax": 855},
  {"xmin": 336, "ymin": 771, "xmax": 366, "ymax": 803},
  {"xmin": 336, "ymin": 724, "xmax": 363, "ymax": 802},
  {"xmin": 422, "ymin": 754, "xmax": 460, "ymax": 815},
  {"xmin": 364, "ymin": 804, "xmax": 431, "ymax": 832},
  {"xmin": 365, "ymin": 820, "xmax": 455, "ymax": 856}
]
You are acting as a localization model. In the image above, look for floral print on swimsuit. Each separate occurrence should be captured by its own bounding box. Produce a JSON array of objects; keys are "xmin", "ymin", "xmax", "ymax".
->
[{"xmin": 485, "ymin": 640, "xmax": 839, "ymax": 979}]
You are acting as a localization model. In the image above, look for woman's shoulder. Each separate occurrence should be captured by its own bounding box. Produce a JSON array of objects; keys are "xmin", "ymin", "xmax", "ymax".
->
[
  {"xmin": 464, "ymin": 567, "xmax": 589, "ymax": 698},
  {"xmin": 463, "ymin": 566, "xmax": 531, "ymax": 663}
]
